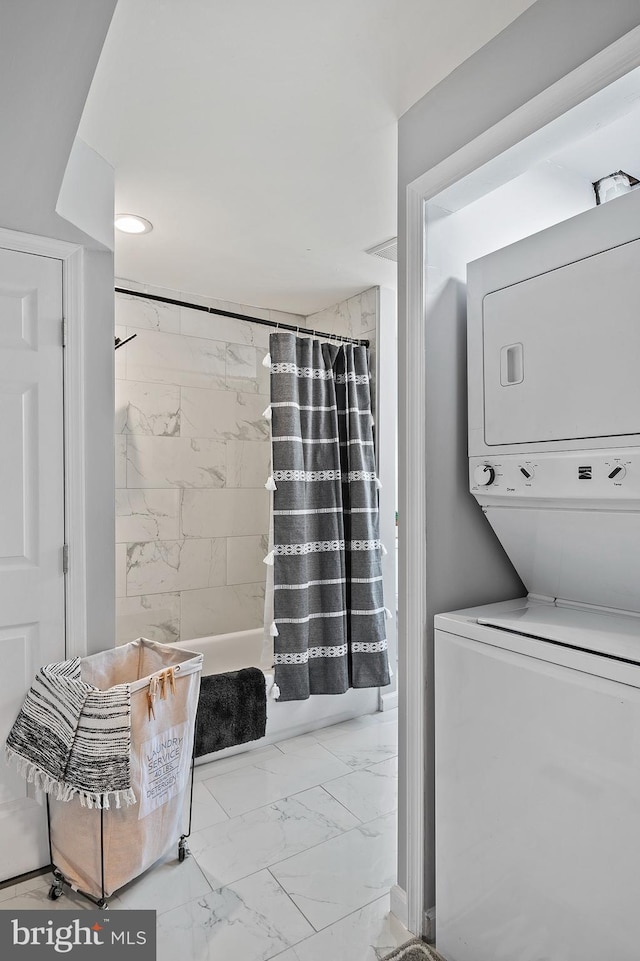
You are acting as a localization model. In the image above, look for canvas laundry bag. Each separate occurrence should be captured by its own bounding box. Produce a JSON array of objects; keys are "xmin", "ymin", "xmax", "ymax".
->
[{"xmin": 48, "ymin": 638, "xmax": 202, "ymax": 899}]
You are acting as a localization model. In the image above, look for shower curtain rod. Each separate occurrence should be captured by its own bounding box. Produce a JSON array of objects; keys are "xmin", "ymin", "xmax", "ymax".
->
[{"xmin": 115, "ymin": 287, "xmax": 370, "ymax": 347}]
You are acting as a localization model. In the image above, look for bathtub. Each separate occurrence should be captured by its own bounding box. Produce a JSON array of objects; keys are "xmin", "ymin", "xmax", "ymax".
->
[{"xmin": 174, "ymin": 628, "xmax": 380, "ymax": 761}]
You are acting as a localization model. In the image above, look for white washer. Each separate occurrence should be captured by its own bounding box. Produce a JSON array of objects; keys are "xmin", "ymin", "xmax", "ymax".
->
[
  {"xmin": 435, "ymin": 597, "xmax": 640, "ymax": 961},
  {"xmin": 436, "ymin": 190, "xmax": 640, "ymax": 960}
]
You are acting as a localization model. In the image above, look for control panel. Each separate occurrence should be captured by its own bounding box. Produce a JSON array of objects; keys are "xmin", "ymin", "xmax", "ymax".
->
[{"xmin": 469, "ymin": 449, "xmax": 639, "ymax": 504}]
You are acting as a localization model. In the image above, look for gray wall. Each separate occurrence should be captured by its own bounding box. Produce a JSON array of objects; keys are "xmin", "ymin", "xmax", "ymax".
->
[
  {"xmin": 0, "ymin": 0, "xmax": 118, "ymax": 654},
  {"xmin": 397, "ymin": 0, "xmax": 640, "ymax": 912},
  {"xmin": 0, "ymin": 0, "xmax": 117, "ymax": 246}
]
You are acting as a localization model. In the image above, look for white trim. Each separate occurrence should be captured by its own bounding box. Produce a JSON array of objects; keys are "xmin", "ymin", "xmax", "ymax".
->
[
  {"xmin": 0, "ymin": 228, "xmax": 80, "ymax": 259},
  {"xmin": 380, "ymin": 690, "xmax": 398, "ymax": 712},
  {"xmin": 400, "ymin": 183, "xmax": 427, "ymax": 936},
  {"xmin": 62, "ymin": 248, "xmax": 88, "ymax": 658},
  {"xmin": 390, "ymin": 884, "xmax": 409, "ymax": 930},
  {"xmin": 400, "ymin": 26, "xmax": 640, "ymax": 941},
  {"xmin": 0, "ymin": 228, "xmax": 88, "ymax": 659},
  {"xmin": 410, "ymin": 24, "xmax": 640, "ymax": 203}
]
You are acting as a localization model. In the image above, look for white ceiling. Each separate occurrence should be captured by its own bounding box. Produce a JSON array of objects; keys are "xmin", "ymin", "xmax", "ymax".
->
[{"xmin": 79, "ymin": 0, "xmax": 536, "ymax": 314}]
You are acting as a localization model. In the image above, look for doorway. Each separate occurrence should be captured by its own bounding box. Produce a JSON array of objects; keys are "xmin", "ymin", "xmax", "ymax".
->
[{"xmin": 400, "ymin": 30, "xmax": 640, "ymax": 936}]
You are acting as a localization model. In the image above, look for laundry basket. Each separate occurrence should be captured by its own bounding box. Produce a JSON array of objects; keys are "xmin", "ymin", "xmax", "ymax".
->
[{"xmin": 47, "ymin": 638, "xmax": 203, "ymax": 905}]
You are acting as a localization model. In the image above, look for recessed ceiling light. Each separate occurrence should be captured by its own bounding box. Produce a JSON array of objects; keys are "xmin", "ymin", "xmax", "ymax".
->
[{"xmin": 115, "ymin": 214, "xmax": 153, "ymax": 234}]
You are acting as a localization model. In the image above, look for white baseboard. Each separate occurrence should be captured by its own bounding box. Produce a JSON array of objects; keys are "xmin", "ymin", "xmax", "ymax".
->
[
  {"xmin": 380, "ymin": 690, "xmax": 399, "ymax": 712},
  {"xmin": 390, "ymin": 884, "xmax": 408, "ymax": 930},
  {"xmin": 391, "ymin": 885, "xmax": 435, "ymax": 943}
]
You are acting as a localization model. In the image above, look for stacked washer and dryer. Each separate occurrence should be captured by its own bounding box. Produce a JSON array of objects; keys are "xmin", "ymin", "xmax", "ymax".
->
[{"xmin": 435, "ymin": 187, "xmax": 640, "ymax": 961}]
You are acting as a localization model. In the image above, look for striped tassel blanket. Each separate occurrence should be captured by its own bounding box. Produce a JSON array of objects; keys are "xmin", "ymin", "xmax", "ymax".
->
[{"xmin": 5, "ymin": 657, "xmax": 135, "ymax": 809}]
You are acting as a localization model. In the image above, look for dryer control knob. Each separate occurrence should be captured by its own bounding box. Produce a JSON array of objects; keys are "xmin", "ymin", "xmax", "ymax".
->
[
  {"xmin": 519, "ymin": 465, "xmax": 534, "ymax": 480},
  {"xmin": 608, "ymin": 464, "xmax": 626, "ymax": 480},
  {"xmin": 474, "ymin": 465, "xmax": 496, "ymax": 487}
]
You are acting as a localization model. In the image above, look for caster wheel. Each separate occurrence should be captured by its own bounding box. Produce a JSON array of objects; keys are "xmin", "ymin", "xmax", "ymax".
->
[
  {"xmin": 97, "ymin": 899, "xmax": 109, "ymax": 910},
  {"xmin": 48, "ymin": 884, "xmax": 63, "ymax": 901},
  {"xmin": 178, "ymin": 842, "xmax": 188, "ymax": 862}
]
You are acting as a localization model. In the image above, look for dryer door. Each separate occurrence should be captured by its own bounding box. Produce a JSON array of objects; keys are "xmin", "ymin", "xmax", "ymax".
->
[{"xmin": 483, "ymin": 237, "xmax": 640, "ymax": 446}]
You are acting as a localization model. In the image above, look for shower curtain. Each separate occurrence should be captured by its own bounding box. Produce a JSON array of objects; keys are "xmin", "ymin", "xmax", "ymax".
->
[{"xmin": 264, "ymin": 332, "xmax": 390, "ymax": 701}]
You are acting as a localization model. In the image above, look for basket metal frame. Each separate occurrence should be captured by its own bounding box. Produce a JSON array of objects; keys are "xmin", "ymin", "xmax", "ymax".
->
[{"xmin": 45, "ymin": 752, "xmax": 196, "ymax": 908}]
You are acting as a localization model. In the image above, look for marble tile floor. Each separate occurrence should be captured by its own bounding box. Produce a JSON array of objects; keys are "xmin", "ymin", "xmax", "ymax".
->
[{"xmin": 0, "ymin": 709, "xmax": 406, "ymax": 961}]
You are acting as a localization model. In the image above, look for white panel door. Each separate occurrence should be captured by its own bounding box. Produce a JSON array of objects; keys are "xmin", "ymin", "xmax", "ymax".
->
[{"xmin": 0, "ymin": 247, "xmax": 65, "ymax": 881}]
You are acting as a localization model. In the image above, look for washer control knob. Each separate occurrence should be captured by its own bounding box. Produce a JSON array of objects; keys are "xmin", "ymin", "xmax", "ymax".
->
[
  {"xmin": 519, "ymin": 466, "xmax": 534, "ymax": 480},
  {"xmin": 608, "ymin": 464, "xmax": 627, "ymax": 481},
  {"xmin": 474, "ymin": 465, "xmax": 496, "ymax": 487}
]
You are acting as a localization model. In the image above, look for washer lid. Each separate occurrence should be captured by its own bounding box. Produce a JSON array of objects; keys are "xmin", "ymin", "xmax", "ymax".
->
[
  {"xmin": 478, "ymin": 603, "xmax": 640, "ymax": 664},
  {"xmin": 481, "ymin": 507, "xmax": 640, "ymax": 615}
]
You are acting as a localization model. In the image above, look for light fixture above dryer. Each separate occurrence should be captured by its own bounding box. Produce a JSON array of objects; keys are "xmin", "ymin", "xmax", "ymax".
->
[{"xmin": 592, "ymin": 170, "xmax": 639, "ymax": 204}]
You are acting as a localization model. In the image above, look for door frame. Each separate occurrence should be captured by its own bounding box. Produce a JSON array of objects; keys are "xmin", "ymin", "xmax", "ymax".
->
[
  {"xmin": 0, "ymin": 227, "xmax": 88, "ymax": 659},
  {"xmin": 399, "ymin": 25, "xmax": 640, "ymax": 937}
]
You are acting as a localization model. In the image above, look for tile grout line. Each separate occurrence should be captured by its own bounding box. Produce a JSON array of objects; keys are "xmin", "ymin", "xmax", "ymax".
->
[
  {"xmin": 193, "ymin": 742, "xmax": 286, "ymax": 784},
  {"xmin": 319, "ymin": 757, "xmax": 399, "ymax": 808},
  {"xmin": 186, "ymin": 855, "xmax": 215, "ymax": 899},
  {"xmin": 308, "ymin": 890, "xmax": 400, "ymax": 936},
  {"xmin": 262, "ymin": 870, "xmax": 400, "ymax": 957},
  {"xmin": 303, "ymin": 755, "xmax": 397, "ymax": 788},
  {"xmin": 264, "ymin": 866, "xmax": 320, "ymax": 937},
  {"xmin": 319, "ymin": 745, "xmax": 399, "ymax": 774},
  {"xmin": 315, "ymin": 783, "xmax": 366, "ymax": 825}
]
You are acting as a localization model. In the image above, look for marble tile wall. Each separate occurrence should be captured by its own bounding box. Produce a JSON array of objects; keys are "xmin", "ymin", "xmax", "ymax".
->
[
  {"xmin": 115, "ymin": 286, "xmax": 379, "ymax": 644},
  {"xmin": 306, "ymin": 287, "xmax": 379, "ymax": 413}
]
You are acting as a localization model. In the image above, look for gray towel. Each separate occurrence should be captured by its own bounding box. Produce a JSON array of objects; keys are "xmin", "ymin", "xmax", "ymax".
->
[{"xmin": 194, "ymin": 668, "xmax": 267, "ymax": 757}]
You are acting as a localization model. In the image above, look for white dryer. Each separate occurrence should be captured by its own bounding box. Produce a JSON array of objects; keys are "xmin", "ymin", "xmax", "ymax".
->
[{"xmin": 435, "ymin": 187, "xmax": 640, "ymax": 961}]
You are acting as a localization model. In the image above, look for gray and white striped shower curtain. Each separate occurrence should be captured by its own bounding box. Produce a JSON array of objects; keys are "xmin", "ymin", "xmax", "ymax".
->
[{"xmin": 264, "ymin": 332, "xmax": 390, "ymax": 701}]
